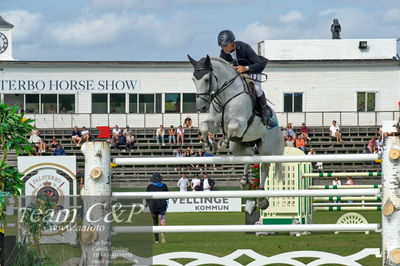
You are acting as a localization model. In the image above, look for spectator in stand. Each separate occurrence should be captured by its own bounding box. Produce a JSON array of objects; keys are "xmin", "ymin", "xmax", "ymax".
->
[
  {"xmin": 123, "ymin": 125, "xmax": 132, "ymax": 136},
  {"xmin": 177, "ymin": 173, "xmax": 190, "ymax": 192},
  {"xmin": 329, "ymin": 120, "xmax": 343, "ymax": 143},
  {"xmin": 308, "ymin": 148, "xmax": 323, "ymax": 170},
  {"xmin": 190, "ymin": 175, "xmax": 202, "ymax": 191},
  {"xmin": 53, "ymin": 144, "xmax": 66, "ymax": 156},
  {"xmin": 207, "ymin": 133, "xmax": 216, "ymax": 151},
  {"xmin": 184, "ymin": 147, "xmax": 195, "ymax": 167},
  {"xmin": 168, "ymin": 125, "xmax": 176, "ymax": 144},
  {"xmin": 184, "ymin": 116, "xmax": 192, "ymax": 129},
  {"xmin": 367, "ymin": 137, "xmax": 376, "ymax": 153},
  {"xmin": 29, "ymin": 128, "xmax": 46, "ymax": 153},
  {"xmin": 285, "ymin": 136, "xmax": 295, "ymax": 147},
  {"xmin": 126, "ymin": 132, "xmax": 135, "ymax": 151},
  {"xmin": 173, "ymin": 147, "xmax": 184, "ymax": 157},
  {"xmin": 112, "ymin": 125, "xmax": 121, "ymax": 144},
  {"xmin": 71, "ymin": 126, "xmax": 82, "ymax": 146},
  {"xmin": 332, "ymin": 177, "xmax": 342, "ymax": 203},
  {"xmin": 146, "ymin": 172, "xmax": 168, "ymax": 243},
  {"xmin": 332, "ymin": 177, "xmax": 341, "ymax": 186},
  {"xmin": 346, "ymin": 176, "xmax": 355, "ymax": 202},
  {"xmin": 295, "ymin": 134, "xmax": 306, "ymax": 152},
  {"xmin": 81, "ymin": 126, "xmax": 90, "ymax": 142},
  {"xmin": 177, "ymin": 125, "xmax": 185, "ymax": 145},
  {"xmin": 49, "ymin": 136, "xmax": 59, "ymax": 152},
  {"xmin": 346, "ymin": 176, "xmax": 355, "ymax": 185},
  {"xmin": 283, "ymin": 123, "xmax": 295, "ymax": 141},
  {"xmin": 300, "ymin": 122, "xmax": 311, "ymax": 141},
  {"xmin": 203, "ymin": 150, "xmax": 217, "ymax": 170},
  {"xmin": 116, "ymin": 132, "xmax": 126, "ymax": 151},
  {"xmin": 156, "ymin": 125, "xmax": 165, "ymax": 146},
  {"xmin": 375, "ymin": 135, "xmax": 383, "ymax": 152},
  {"xmin": 201, "ymin": 173, "xmax": 215, "ymax": 191}
]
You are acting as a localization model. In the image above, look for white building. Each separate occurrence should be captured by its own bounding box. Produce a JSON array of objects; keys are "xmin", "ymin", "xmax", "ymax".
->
[{"xmin": 0, "ymin": 16, "xmax": 399, "ymax": 128}]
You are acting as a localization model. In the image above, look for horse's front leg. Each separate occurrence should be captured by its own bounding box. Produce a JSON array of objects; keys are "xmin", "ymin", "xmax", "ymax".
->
[
  {"xmin": 256, "ymin": 163, "xmax": 270, "ymax": 210},
  {"xmin": 199, "ymin": 119, "xmax": 219, "ymax": 153},
  {"xmin": 227, "ymin": 119, "xmax": 247, "ymax": 141}
]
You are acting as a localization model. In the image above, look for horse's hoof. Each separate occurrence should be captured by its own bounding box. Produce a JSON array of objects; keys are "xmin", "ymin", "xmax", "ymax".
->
[
  {"xmin": 218, "ymin": 140, "xmax": 228, "ymax": 150},
  {"xmin": 257, "ymin": 198, "xmax": 269, "ymax": 210},
  {"xmin": 239, "ymin": 178, "xmax": 249, "ymax": 190}
]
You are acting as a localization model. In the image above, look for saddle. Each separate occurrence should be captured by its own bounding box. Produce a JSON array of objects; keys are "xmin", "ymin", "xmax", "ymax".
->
[
  {"xmin": 227, "ymin": 74, "xmax": 258, "ymax": 143},
  {"xmin": 239, "ymin": 74, "xmax": 260, "ymax": 117}
]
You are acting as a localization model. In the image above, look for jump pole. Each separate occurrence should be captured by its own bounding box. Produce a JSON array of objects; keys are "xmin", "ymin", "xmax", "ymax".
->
[
  {"xmin": 313, "ymin": 196, "xmax": 381, "ymax": 201},
  {"xmin": 113, "ymin": 189, "xmax": 380, "ymax": 199},
  {"xmin": 113, "ymin": 224, "xmax": 380, "ymax": 234},
  {"xmin": 309, "ymin": 185, "xmax": 381, "ymax": 189},
  {"xmin": 113, "ymin": 153, "xmax": 379, "ymax": 165},
  {"xmin": 303, "ymin": 172, "xmax": 381, "ymax": 178}
]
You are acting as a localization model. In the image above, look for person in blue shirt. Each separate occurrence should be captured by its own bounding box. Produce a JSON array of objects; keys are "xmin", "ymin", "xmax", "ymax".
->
[{"xmin": 53, "ymin": 144, "xmax": 66, "ymax": 156}]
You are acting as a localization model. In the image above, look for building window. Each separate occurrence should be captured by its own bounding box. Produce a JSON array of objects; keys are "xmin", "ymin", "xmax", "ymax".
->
[
  {"xmin": 165, "ymin": 93, "xmax": 180, "ymax": 113},
  {"xmin": 92, "ymin": 94, "xmax": 108, "ymax": 113},
  {"xmin": 183, "ymin": 93, "xmax": 196, "ymax": 113},
  {"xmin": 357, "ymin": 92, "xmax": 375, "ymax": 112},
  {"xmin": 129, "ymin": 94, "xmax": 138, "ymax": 113},
  {"xmin": 26, "ymin": 94, "xmax": 39, "ymax": 114},
  {"xmin": 110, "ymin": 94, "xmax": 125, "ymax": 113},
  {"xmin": 4, "ymin": 94, "xmax": 24, "ymax": 111},
  {"xmin": 59, "ymin": 94, "xmax": 75, "ymax": 113},
  {"xmin": 139, "ymin": 94, "xmax": 154, "ymax": 114},
  {"xmin": 284, "ymin": 93, "xmax": 303, "ymax": 112},
  {"xmin": 42, "ymin": 94, "xmax": 57, "ymax": 114}
]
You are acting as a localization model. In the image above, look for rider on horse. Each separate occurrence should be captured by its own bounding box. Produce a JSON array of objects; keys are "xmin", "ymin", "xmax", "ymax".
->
[{"xmin": 217, "ymin": 30, "xmax": 275, "ymax": 128}]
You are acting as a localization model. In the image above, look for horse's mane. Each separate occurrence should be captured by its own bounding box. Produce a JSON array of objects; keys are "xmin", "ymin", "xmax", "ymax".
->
[{"xmin": 210, "ymin": 57, "xmax": 231, "ymax": 66}]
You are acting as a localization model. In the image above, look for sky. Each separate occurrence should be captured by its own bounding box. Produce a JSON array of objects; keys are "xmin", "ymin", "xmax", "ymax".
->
[{"xmin": 1, "ymin": 0, "xmax": 399, "ymax": 61}]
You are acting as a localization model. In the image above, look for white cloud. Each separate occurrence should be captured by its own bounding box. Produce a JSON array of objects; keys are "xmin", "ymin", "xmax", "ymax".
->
[
  {"xmin": 89, "ymin": 0, "xmax": 248, "ymax": 12},
  {"xmin": 238, "ymin": 21, "xmax": 271, "ymax": 44},
  {"xmin": 48, "ymin": 13, "xmax": 131, "ymax": 47},
  {"xmin": 2, "ymin": 10, "xmax": 43, "ymax": 41},
  {"xmin": 47, "ymin": 11, "xmax": 197, "ymax": 49},
  {"xmin": 280, "ymin": 11, "xmax": 303, "ymax": 24}
]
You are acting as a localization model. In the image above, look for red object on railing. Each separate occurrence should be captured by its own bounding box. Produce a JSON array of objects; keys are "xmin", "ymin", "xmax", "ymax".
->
[{"xmin": 96, "ymin": 126, "xmax": 110, "ymax": 139}]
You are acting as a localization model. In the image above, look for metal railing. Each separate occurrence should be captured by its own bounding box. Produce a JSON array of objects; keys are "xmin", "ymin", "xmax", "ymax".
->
[{"xmin": 25, "ymin": 110, "xmax": 399, "ymax": 129}]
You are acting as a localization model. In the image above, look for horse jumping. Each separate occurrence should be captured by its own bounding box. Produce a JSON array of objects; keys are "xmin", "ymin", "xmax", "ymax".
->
[{"xmin": 188, "ymin": 55, "xmax": 284, "ymax": 209}]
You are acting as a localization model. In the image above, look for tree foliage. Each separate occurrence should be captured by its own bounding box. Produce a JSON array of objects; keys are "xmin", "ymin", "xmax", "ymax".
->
[{"xmin": 0, "ymin": 103, "xmax": 34, "ymax": 194}]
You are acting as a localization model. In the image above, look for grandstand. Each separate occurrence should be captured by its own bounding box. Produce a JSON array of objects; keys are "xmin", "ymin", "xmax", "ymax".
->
[{"xmin": 7, "ymin": 125, "xmax": 381, "ymax": 188}]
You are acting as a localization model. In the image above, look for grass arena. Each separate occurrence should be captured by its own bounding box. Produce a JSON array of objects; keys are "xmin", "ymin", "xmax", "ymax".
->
[{"xmin": 41, "ymin": 137, "xmax": 393, "ymax": 266}]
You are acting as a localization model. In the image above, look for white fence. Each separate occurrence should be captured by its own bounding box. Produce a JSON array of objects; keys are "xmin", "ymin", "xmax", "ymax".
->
[{"xmin": 25, "ymin": 111, "xmax": 398, "ymax": 128}]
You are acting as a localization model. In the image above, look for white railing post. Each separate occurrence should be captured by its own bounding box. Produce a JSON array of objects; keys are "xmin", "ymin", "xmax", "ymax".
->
[
  {"xmin": 80, "ymin": 141, "xmax": 112, "ymax": 265},
  {"xmin": 382, "ymin": 136, "xmax": 400, "ymax": 265}
]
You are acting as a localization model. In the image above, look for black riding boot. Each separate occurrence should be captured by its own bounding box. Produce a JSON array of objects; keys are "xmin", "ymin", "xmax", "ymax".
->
[{"xmin": 256, "ymin": 93, "xmax": 274, "ymax": 127}]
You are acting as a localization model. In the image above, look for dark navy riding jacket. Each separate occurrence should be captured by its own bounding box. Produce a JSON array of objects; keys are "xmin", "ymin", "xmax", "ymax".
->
[{"xmin": 219, "ymin": 41, "xmax": 268, "ymax": 74}]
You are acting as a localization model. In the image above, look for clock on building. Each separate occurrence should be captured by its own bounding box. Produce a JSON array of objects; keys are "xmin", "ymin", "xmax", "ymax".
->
[{"xmin": 0, "ymin": 32, "xmax": 8, "ymax": 54}]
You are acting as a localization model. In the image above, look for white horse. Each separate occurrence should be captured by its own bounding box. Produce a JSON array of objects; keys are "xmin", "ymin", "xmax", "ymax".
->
[{"xmin": 188, "ymin": 55, "xmax": 284, "ymax": 209}]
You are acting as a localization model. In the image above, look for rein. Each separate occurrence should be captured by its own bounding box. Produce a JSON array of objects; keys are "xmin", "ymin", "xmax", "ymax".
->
[{"xmin": 196, "ymin": 65, "xmax": 255, "ymax": 140}]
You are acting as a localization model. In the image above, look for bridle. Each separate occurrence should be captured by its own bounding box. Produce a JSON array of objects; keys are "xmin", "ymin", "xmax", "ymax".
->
[{"xmin": 195, "ymin": 66, "xmax": 243, "ymax": 113}]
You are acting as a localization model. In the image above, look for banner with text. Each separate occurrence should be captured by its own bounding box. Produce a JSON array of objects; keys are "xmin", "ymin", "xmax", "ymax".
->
[{"xmin": 167, "ymin": 197, "xmax": 242, "ymax": 212}]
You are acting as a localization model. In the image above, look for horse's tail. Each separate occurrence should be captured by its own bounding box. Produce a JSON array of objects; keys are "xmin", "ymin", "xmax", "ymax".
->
[{"xmin": 274, "ymin": 127, "xmax": 285, "ymax": 180}]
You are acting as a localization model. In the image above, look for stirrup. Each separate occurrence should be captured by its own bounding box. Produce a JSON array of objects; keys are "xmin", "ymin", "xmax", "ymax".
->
[{"xmin": 266, "ymin": 116, "xmax": 278, "ymax": 130}]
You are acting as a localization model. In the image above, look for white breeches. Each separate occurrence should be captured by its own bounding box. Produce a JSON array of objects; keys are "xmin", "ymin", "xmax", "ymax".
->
[{"xmin": 249, "ymin": 73, "xmax": 263, "ymax": 97}]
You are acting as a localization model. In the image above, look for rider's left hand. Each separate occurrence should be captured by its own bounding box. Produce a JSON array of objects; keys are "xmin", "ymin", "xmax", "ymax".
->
[{"xmin": 235, "ymin": 65, "xmax": 249, "ymax": 73}]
